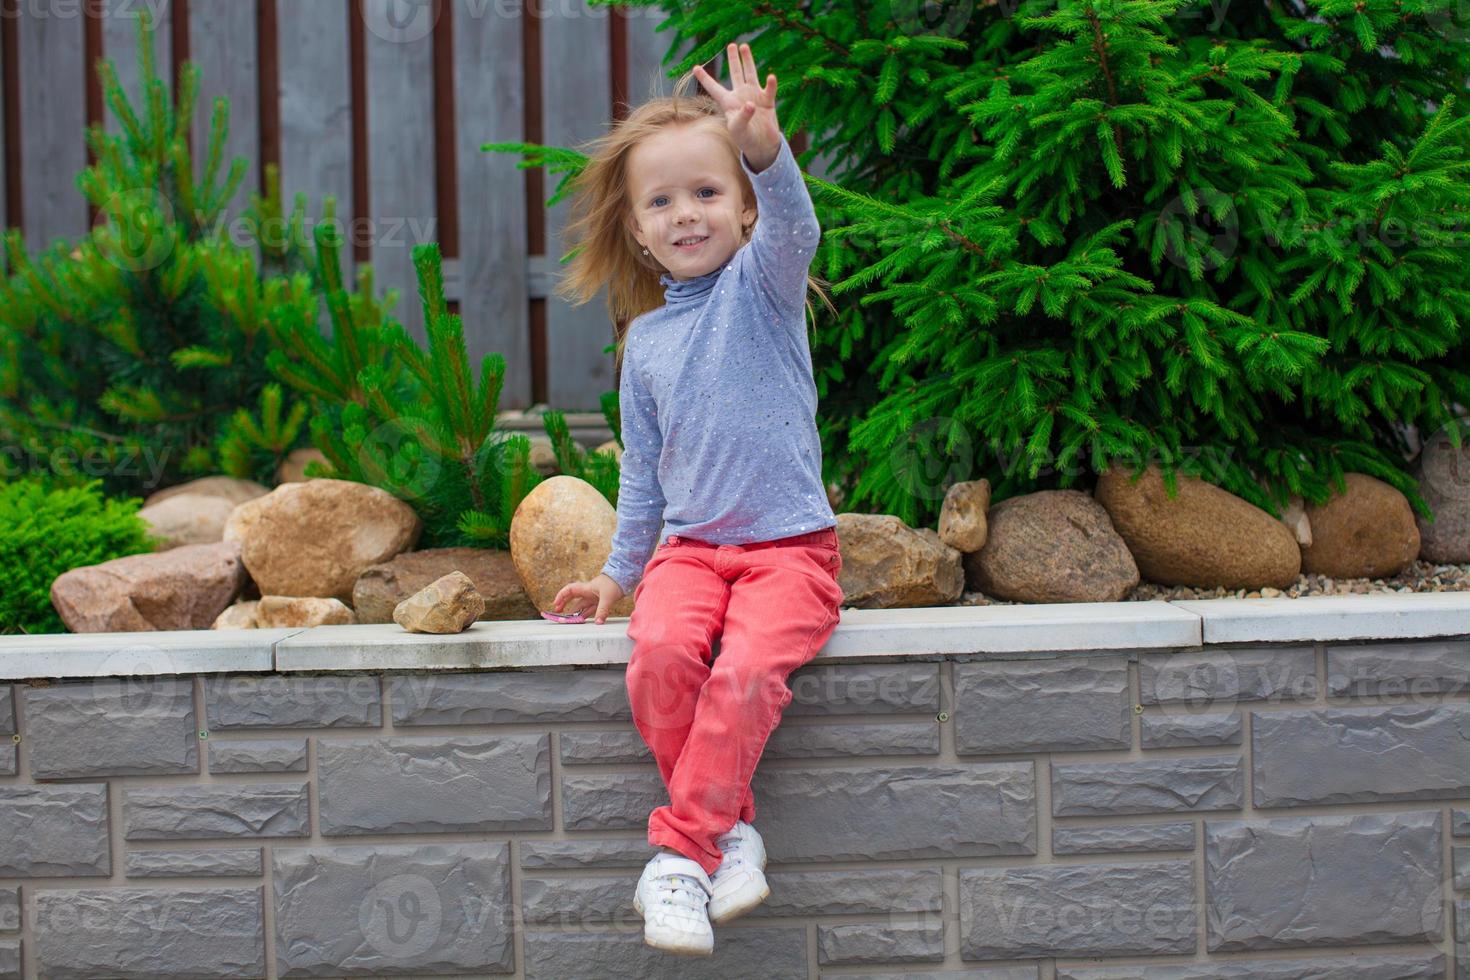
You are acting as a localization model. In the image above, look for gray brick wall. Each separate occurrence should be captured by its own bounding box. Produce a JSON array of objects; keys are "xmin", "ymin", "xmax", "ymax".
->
[{"xmin": 0, "ymin": 637, "xmax": 1467, "ymax": 977}]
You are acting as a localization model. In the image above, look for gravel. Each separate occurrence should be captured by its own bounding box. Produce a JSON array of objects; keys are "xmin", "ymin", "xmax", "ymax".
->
[{"xmin": 956, "ymin": 560, "xmax": 1470, "ymax": 605}]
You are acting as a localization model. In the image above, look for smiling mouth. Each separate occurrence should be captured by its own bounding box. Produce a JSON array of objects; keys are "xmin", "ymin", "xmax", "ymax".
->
[{"xmin": 673, "ymin": 236, "xmax": 708, "ymax": 250}]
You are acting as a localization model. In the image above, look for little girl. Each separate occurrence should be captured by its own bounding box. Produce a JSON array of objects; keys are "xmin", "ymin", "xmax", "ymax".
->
[{"xmin": 550, "ymin": 42, "xmax": 844, "ymax": 956}]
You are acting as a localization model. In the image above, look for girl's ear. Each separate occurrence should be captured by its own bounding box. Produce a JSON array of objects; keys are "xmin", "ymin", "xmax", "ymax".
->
[{"xmin": 625, "ymin": 213, "xmax": 646, "ymax": 250}]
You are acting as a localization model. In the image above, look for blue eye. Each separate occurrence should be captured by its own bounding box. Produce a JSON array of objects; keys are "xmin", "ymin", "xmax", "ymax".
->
[{"xmin": 650, "ymin": 188, "xmax": 716, "ymax": 207}]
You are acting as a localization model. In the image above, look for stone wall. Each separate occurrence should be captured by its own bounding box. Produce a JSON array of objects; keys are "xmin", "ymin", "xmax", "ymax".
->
[{"xmin": 0, "ymin": 602, "xmax": 1468, "ymax": 977}]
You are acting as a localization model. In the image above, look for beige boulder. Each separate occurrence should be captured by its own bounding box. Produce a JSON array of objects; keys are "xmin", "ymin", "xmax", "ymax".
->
[
  {"xmin": 1094, "ymin": 462, "xmax": 1300, "ymax": 590},
  {"xmin": 276, "ymin": 447, "xmax": 329, "ymax": 484},
  {"xmin": 234, "ymin": 479, "xmax": 422, "ymax": 603},
  {"xmin": 256, "ymin": 595, "xmax": 357, "ymax": 627},
  {"xmin": 964, "ymin": 490, "xmax": 1138, "ymax": 603},
  {"xmin": 834, "ymin": 513, "xmax": 964, "ymax": 607},
  {"xmin": 353, "ymin": 547, "xmax": 538, "ymax": 623},
  {"xmin": 393, "ymin": 571, "xmax": 486, "ymax": 634},
  {"xmin": 509, "ymin": 475, "xmax": 634, "ymax": 616},
  {"xmin": 1413, "ymin": 426, "xmax": 1470, "ymax": 563},
  {"xmin": 144, "ymin": 475, "xmax": 270, "ymax": 510},
  {"xmin": 224, "ymin": 482, "xmax": 307, "ymax": 544},
  {"xmin": 1302, "ymin": 472, "xmax": 1420, "ymax": 578},
  {"xmin": 50, "ymin": 541, "xmax": 247, "ymax": 632},
  {"xmin": 136, "ymin": 493, "xmax": 237, "ymax": 549},
  {"xmin": 212, "ymin": 600, "xmax": 260, "ymax": 629},
  {"xmin": 938, "ymin": 479, "xmax": 991, "ymax": 552},
  {"xmin": 595, "ymin": 439, "xmax": 623, "ymax": 463}
]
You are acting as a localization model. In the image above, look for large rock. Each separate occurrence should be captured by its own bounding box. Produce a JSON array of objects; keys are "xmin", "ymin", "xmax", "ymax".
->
[
  {"xmin": 964, "ymin": 490, "xmax": 1138, "ymax": 602},
  {"xmin": 938, "ymin": 479, "xmax": 990, "ymax": 553},
  {"xmin": 393, "ymin": 571, "xmax": 485, "ymax": 634},
  {"xmin": 353, "ymin": 547, "xmax": 539, "ymax": 623},
  {"xmin": 212, "ymin": 600, "xmax": 260, "ymax": 630},
  {"xmin": 1413, "ymin": 425, "xmax": 1470, "ymax": 562},
  {"xmin": 232, "ymin": 479, "xmax": 422, "ymax": 603},
  {"xmin": 834, "ymin": 513, "xmax": 964, "ymax": 607},
  {"xmin": 256, "ymin": 595, "xmax": 357, "ymax": 628},
  {"xmin": 223, "ymin": 482, "xmax": 307, "ymax": 544},
  {"xmin": 1301, "ymin": 472, "xmax": 1420, "ymax": 578},
  {"xmin": 509, "ymin": 476, "xmax": 634, "ymax": 616},
  {"xmin": 143, "ymin": 476, "xmax": 270, "ymax": 510},
  {"xmin": 50, "ymin": 541, "xmax": 247, "ymax": 632},
  {"xmin": 136, "ymin": 493, "xmax": 237, "ymax": 549},
  {"xmin": 1094, "ymin": 462, "xmax": 1300, "ymax": 590}
]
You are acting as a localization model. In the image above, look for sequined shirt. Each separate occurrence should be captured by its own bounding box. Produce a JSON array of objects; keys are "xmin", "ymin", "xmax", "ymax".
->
[{"xmin": 599, "ymin": 134, "xmax": 835, "ymax": 596}]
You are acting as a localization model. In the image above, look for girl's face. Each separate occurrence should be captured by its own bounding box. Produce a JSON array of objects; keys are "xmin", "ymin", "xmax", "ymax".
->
[{"xmin": 625, "ymin": 126, "xmax": 757, "ymax": 282}]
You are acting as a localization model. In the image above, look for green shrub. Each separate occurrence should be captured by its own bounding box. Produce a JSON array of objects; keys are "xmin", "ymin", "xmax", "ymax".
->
[
  {"xmin": 511, "ymin": 0, "xmax": 1470, "ymax": 530},
  {"xmin": 0, "ymin": 477, "xmax": 157, "ymax": 634}
]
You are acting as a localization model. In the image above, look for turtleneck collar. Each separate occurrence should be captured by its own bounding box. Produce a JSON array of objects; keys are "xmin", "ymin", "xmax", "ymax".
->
[{"xmin": 659, "ymin": 265, "xmax": 724, "ymax": 306}]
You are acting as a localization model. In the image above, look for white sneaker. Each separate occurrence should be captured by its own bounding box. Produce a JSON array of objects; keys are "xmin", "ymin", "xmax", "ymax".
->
[
  {"xmin": 708, "ymin": 820, "xmax": 769, "ymax": 924},
  {"xmin": 632, "ymin": 851, "xmax": 714, "ymax": 955}
]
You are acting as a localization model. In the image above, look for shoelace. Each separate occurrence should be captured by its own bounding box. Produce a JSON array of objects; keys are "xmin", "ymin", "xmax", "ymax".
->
[
  {"xmin": 716, "ymin": 835, "xmax": 744, "ymax": 866},
  {"xmin": 657, "ymin": 871, "xmax": 708, "ymax": 905}
]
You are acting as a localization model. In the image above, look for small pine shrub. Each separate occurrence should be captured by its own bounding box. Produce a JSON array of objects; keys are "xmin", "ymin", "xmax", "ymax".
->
[{"xmin": 0, "ymin": 476, "xmax": 158, "ymax": 634}]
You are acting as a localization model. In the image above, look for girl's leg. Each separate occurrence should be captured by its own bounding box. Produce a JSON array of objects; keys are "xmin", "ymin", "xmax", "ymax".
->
[
  {"xmin": 645, "ymin": 536, "xmax": 844, "ymax": 874},
  {"xmin": 625, "ymin": 546, "xmax": 731, "ymax": 866}
]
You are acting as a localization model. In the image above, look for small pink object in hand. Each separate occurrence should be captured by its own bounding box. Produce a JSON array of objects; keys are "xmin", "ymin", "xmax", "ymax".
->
[{"xmin": 541, "ymin": 609, "xmax": 587, "ymax": 624}]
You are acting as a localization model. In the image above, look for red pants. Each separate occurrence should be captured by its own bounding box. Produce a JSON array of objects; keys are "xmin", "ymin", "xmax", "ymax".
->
[{"xmin": 625, "ymin": 526, "xmax": 845, "ymax": 875}]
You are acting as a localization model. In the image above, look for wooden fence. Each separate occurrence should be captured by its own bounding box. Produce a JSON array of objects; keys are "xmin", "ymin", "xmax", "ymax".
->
[{"xmin": 0, "ymin": 0, "xmax": 826, "ymax": 412}]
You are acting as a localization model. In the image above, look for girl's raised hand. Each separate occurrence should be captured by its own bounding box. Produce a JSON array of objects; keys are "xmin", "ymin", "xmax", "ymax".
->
[{"xmin": 693, "ymin": 42, "xmax": 782, "ymax": 171}]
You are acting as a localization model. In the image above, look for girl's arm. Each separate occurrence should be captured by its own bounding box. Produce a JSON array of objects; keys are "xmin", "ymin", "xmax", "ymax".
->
[
  {"xmin": 599, "ymin": 353, "xmax": 666, "ymax": 597},
  {"xmin": 739, "ymin": 134, "xmax": 821, "ymax": 317},
  {"xmin": 695, "ymin": 43, "xmax": 818, "ymax": 317}
]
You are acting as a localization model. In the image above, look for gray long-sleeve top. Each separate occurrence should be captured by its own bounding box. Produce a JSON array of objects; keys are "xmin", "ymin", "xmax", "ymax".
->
[{"xmin": 599, "ymin": 134, "xmax": 837, "ymax": 596}]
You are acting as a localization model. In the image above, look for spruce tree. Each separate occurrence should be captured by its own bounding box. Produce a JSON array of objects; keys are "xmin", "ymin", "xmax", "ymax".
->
[
  {"xmin": 587, "ymin": 0, "xmax": 1470, "ymax": 529},
  {"xmin": 0, "ymin": 13, "xmax": 315, "ymax": 497}
]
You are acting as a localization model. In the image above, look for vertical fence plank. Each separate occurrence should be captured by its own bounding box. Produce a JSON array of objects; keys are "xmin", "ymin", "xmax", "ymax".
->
[
  {"xmin": 277, "ymin": 0, "xmax": 353, "ymax": 256},
  {"xmin": 189, "ymin": 0, "xmax": 259, "ymax": 227},
  {"xmin": 624, "ymin": 3, "xmax": 685, "ymax": 105},
  {"xmin": 361, "ymin": 0, "xmax": 437, "ymax": 343},
  {"xmin": 0, "ymin": 13, "xmax": 6, "ymax": 238},
  {"xmin": 453, "ymin": 0, "xmax": 529, "ymax": 408},
  {"xmin": 102, "ymin": 0, "xmax": 171, "ymax": 135},
  {"xmin": 17, "ymin": 5, "xmax": 88, "ymax": 252},
  {"xmin": 541, "ymin": 0, "xmax": 612, "ymax": 410}
]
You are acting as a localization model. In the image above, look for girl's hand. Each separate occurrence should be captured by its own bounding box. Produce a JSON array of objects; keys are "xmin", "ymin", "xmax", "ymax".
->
[{"xmin": 693, "ymin": 42, "xmax": 782, "ymax": 172}]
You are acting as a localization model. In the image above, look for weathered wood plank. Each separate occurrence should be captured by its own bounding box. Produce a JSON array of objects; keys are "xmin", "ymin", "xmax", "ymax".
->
[
  {"xmin": 541, "ymin": 0, "xmax": 613, "ymax": 410},
  {"xmin": 277, "ymin": 0, "xmax": 354, "ymax": 262},
  {"xmin": 361, "ymin": 0, "xmax": 437, "ymax": 343},
  {"xmin": 625, "ymin": 3, "xmax": 680, "ymax": 104},
  {"xmin": 102, "ymin": 0, "xmax": 172, "ymax": 136},
  {"xmin": 17, "ymin": 8, "xmax": 88, "ymax": 251},
  {"xmin": 452, "ymin": 0, "xmax": 530, "ymax": 408},
  {"xmin": 190, "ymin": 0, "xmax": 260, "ymax": 224}
]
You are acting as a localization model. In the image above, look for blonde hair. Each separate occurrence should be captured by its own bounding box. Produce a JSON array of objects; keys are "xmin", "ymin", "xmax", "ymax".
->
[{"xmin": 553, "ymin": 70, "xmax": 836, "ymax": 382}]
